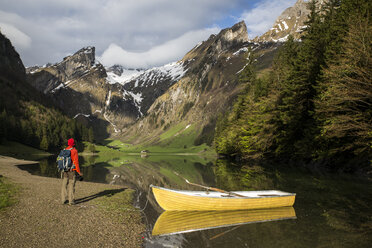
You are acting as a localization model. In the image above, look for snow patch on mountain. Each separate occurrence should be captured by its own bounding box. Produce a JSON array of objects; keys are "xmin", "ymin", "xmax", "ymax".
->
[
  {"xmin": 233, "ymin": 47, "xmax": 248, "ymax": 56},
  {"xmin": 73, "ymin": 113, "xmax": 90, "ymax": 119},
  {"xmin": 272, "ymin": 34, "xmax": 290, "ymax": 42},
  {"xmin": 106, "ymin": 68, "xmax": 144, "ymax": 85},
  {"xmin": 122, "ymin": 90, "xmax": 144, "ymax": 116},
  {"xmin": 192, "ymin": 41, "xmax": 203, "ymax": 51},
  {"xmin": 106, "ymin": 61, "xmax": 185, "ymax": 87},
  {"xmin": 51, "ymin": 83, "xmax": 65, "ymax": 93},
  {"xmin": 103, "ymin": 89, "xmax": 120, "ymax": 132},
  {"xmin": 106, "ymin": 90, "xmax": 112, "ymax": 106},
  {"xmin": 103, "ymin": 112, "xmax": 120, "ymax": 133},
  {"xmin": 136, "ymin": 61, "xmax": 186, "ymax": 86},
  {"xmin": 128, "ymin": 91, "xmax": 143, "ymax": 104},
  {"xmin": 282, "ymin": 21, "xmax": 289, "ymax": 30},
  {"xmin": 158, "ymin": 61, "xmax": 186, "ymax": 80}
]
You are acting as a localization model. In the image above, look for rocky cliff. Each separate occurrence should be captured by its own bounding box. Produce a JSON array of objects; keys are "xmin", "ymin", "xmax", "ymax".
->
[
  {"xmin": 27, "ymin": 47, "xmax": 96, "ymax": 93},
  {"xmin": 27, "ymin": 45, "xmax": 188, "ymax": 138},
  {"xmin": 27, "ymin": 47, "xmax": 129, "ymax": 137},
  {"xmin": 120, "ymin": 21, "xmax": 280, "ymax": 147},
  {"xmin": 111, "ymin": 62, "xmax": 186, "ymax": 116},
  {"xmin": 0, "ymin": 31, "xmax": 45, "ymax": 107},
  {"xmin": 0, "ymin": 32, "xmax": 26, "ymax": 83},
  {"xmin": 256, "ymin": 0, "xmax": 327, "ymax": 42}
]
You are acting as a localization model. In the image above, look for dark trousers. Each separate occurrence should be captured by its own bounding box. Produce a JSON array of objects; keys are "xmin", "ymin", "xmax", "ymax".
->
[{"xmin": 61, "ymin": 171, "xmax": 76, "ymax": 204}]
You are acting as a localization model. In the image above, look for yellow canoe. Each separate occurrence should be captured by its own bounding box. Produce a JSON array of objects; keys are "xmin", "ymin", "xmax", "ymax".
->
[
  {"xmin": 152, "ymin": 207, "xmax": 296, "ymax": 236},
  {"xmin": 151, "ymin": 185, "xmax": 296, "ymax": 211}
]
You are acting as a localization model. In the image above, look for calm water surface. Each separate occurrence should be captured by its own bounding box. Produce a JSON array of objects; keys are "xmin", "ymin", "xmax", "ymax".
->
[{"xmin": 17, "ymin": 154, "xmax": 372, "ymax": 248}]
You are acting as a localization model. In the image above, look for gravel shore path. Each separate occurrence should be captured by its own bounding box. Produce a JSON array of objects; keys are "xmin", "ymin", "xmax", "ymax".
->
[{"xmin": 0, "ymin": 156, "xmax": 144, "ymax": 248}]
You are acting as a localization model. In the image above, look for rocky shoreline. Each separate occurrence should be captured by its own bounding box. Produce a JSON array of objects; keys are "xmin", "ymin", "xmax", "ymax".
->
[{"xmin": 0, "ymin": 156, "xmax": 144, "ymax": 247}]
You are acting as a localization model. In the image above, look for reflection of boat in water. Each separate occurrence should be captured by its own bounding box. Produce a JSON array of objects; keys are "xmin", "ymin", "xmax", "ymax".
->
[
  {"xmin": 152, "ymin": 207, "xmax": 296, "ymax": 236},
  {"xmin": 151, "ymin": 185, "xmax": 296, "ymax": 211}
]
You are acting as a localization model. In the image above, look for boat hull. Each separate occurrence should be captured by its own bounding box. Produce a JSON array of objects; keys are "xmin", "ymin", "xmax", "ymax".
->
[{"xmin": 151, "ymin": 186, "xmax": 296, "ymax": 211}]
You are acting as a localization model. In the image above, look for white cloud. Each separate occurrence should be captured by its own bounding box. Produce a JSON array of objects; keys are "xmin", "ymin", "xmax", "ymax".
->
[
  {"xmin": 0, "ymin": 0, "xmax": 238, "ymax": 67},
  {"xmin": 240, "ymin": 0, "xmax": 296, "ymax": 39},
  {"xmin": 98, "ymin": 27, "xmax": 219, "ymax": 68},
  {"xmin": 0, "ymin": 22, "xmax": 31, "ymax": 49},
  {"xmin": 0, "ymin": 0, "xmax": 297, "ymax": 68}
]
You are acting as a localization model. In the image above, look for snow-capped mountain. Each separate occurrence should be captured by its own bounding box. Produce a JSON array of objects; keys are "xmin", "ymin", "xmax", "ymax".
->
[
  {"xmin": 6, "ymin": 0, "xmax": 334, "ymax": 148},
  {"xmin": 25, "ymin": 0, "xmax": 323, "ymax": 143},
  {"xmin": 120, "ymin": 21, "xmax": 273, "ymax": 145},
  {"xmin": 104, "ymin": 61, "xmax": 187, "ymax": 116},
  {"xmin": 106, "ymin": 62, "xmax": 185, "ymax": 87},
  {"xmin": 119, "ymin": 61, "xmax": 187, "ymax": 114},
  {"xmin": 26, "ymin": 46, "xmax": 189, "ymax": 136},
  {"xmin": 25, "ymin": 20, "xmax": 280, "ymax": 143},
  {"xmin": 106, "ymin": 65, "xmax": 144, "ymax": 86}
]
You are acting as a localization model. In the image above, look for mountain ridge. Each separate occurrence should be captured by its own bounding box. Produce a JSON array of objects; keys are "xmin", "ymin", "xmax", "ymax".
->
[
  {"xmin": 23, "ymin": 0, "xmax": 316, "ymax": 145},
  {"xmin": 0, "ymin": 31, "xmax": 91, "ymax": 151},
  {"xmin": 256, "ymin": 0, "xmax": 327, "ymax": 42}
]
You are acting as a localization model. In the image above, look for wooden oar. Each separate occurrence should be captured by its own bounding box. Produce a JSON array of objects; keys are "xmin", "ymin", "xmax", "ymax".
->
[
  {"xmin": 185, "ymin": 179, "xmax": 246, "ymax": 197},
  {"xmin": 173, "ymin": 171, "xmax": 245, "ymax": 198}
]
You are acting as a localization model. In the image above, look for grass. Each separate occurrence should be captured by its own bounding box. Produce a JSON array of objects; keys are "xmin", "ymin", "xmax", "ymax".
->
[
  {"xmin": 98, "ymin": 133, "xmax": 216, "ymax": 156},
  {"xmin": 0, "ymin": 141, "xmax": 51, "ymax": 160},
  {"xmin": 97, "ymin": 122, "xmax": 216, "ymax": 155},
  {"xmin": 159, "ymin": 122, "xmax": 186, "ymax": 140},
  {"xmin": 94, "ymin": 188, "xmax": 144, "ymax": 226},
  {"xmin": 94, "ymin": 188, "xmax": 137, "ymax": 212},
  {"xmin": 80, "ymin": 141, "xmax": 136, "ymax": 167},
  {"xmin": 0, "ymin": 176, "xmax": 19, "ymax": 211}
]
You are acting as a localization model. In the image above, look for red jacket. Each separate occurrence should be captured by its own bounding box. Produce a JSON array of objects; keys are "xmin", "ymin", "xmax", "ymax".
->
[{"xmin": 66, "ymin": 146, "xmax": 80, "ymax": 174}]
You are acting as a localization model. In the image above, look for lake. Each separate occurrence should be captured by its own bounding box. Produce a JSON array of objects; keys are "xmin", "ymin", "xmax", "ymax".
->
[{"xmin": 17, "ymin": 154, "xmax": 372, "ymax": 248}]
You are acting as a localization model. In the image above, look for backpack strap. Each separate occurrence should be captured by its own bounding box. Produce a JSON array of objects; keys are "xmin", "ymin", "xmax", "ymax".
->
[{"xmin": 68, "ymin": 147, "xmax": 75, "ymax": 169}]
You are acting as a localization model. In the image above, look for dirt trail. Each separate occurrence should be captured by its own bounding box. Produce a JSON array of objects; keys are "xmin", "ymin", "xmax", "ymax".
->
[{"xmin": 0, "ymin": 156, "xmax": 144, "ymax": 248}]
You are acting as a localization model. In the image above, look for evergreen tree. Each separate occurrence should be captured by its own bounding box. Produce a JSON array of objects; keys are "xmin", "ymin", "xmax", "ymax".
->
[
  {"xmin": 60, "ymin": 123, "xmax": 70, "ymax": 144},
  {"xmin": 271, "ymin": 1, "xmax": 328, "ymax": 159},
  {"xmin": 321, "ymin": 0, "xmax": 344, "ymax": 61},
  {"xmin": 237, "ymin": 81, "xmax": 276, "ymax": 160},
  {"xmin": 316, "ymin": 10, "xmax": 372, "ymax": 163},
  {"xmin": 20, "ymin": 119, "xmax": 33, "ymax": 145},
  {"xmin": 214, "ymin": 114, "xmax": 231, "ymax": 155}
]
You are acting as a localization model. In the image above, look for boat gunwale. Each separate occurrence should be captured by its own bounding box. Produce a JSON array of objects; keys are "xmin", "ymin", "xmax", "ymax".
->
[{"xmin": 150, "ymin": 185, "xmax": 296, "ymax": 199}]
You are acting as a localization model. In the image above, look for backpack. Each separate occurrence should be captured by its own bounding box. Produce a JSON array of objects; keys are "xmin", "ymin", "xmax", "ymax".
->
[{"xmin": 56, "ymin": 148, "xmax": 74, "ymax": 172}]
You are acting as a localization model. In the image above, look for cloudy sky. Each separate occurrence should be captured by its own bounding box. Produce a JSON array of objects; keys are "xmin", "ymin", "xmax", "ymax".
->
[{"xmin": 0, "ymin": 0, "xmax": 296, "ymax": 68}]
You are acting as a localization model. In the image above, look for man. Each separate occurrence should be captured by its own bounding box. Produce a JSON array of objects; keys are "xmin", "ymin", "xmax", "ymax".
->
[{"xmin": 61, "ymin": 138, "xmax": 83, "ymax": 205}]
